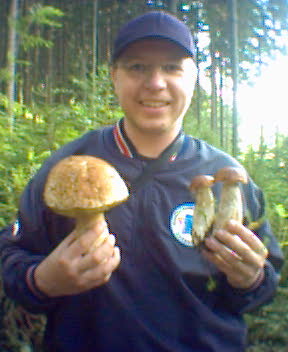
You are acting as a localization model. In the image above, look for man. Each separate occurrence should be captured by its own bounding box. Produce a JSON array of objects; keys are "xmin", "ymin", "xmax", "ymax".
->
[{"xmin": 0, "ymin": 11, "xmax": 283, "ymax": 352}]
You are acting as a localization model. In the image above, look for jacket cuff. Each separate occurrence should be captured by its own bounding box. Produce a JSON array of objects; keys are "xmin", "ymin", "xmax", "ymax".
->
[
  {"xmin": 2, "ymin": 258, "xmax": 62, "ymax": 314},
  {"xmin": 238, "ymin": 267, "xmax": 265, "ymax": 293},
  {"xmin": 26, "ymin": 264, "xmax": 50, "ymax": 301},
  {"xmin": 222, "ymin": 261, "xmax": 279, "ymax": 314}
]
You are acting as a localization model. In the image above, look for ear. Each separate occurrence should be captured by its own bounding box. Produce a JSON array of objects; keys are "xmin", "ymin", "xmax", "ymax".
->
[{"xmin": 110, "ymin": 65, "xmax": 117, "ymax": 88}]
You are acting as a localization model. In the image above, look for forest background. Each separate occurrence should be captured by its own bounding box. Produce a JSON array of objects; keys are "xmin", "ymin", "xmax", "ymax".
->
[{"xmin": 0, "ymin": 0, "xmax": 288, "ymax": 351}]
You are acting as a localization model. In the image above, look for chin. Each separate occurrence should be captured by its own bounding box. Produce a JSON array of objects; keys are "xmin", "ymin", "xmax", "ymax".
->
[
  {"xmin": 138, "ymin": 121, "xmax": 173, "ymax": 135},
  {"xmin": 125, "ymin": 112, "xmax": 181, "ymax": 135}
]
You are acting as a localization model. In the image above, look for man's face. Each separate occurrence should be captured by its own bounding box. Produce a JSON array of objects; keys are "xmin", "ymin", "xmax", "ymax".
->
[{"xmin": 111, "ymin": 39, "xmax": 197, "ymax": 137}]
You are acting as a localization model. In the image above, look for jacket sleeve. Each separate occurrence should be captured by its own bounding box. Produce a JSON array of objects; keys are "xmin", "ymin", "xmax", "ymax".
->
[
  {"xmin": 221, "ymin": 258, "xmax": 279, "ymax": 314},
  {"xmin": 0, "ymin": 132, "xmax": 101, "ymax": 313},
  {"xmin": 0, "ymin": 160, "xmax": 74, "ymax": 314},
  {"xmin": 0, "ymin": 224, "xmax": 64, "ymax": 314},
  {"xmin": 0, "ymin": 185, "xmax": 68, "ymax": 314}
]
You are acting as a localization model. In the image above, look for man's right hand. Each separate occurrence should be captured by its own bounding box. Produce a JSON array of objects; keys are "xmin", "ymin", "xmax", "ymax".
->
[{"xmin": 34, "ymin": 220, "xmax": 120, "ymax": 297}]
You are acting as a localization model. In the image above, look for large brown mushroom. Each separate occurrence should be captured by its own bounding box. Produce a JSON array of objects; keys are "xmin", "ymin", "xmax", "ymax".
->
[
  {"xmin": 44, "ymin": 155, "xmax": 129, "ymax": 248},
  {"xmin": 189, "ymin": 175, "xmax": 215, "ymax": 246},
  {"xmin": 213, "ymin": 166, "xmax": 248, "ymax": 232}
]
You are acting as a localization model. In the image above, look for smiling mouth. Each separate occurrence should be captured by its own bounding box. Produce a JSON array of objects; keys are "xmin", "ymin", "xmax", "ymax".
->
[{"xmin": 140, "ymin": 101, "xmax": 169, "ymax": 108}]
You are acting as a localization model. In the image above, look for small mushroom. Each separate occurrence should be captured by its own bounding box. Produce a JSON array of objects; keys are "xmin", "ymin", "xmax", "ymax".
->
[
  {"xmin": 189, "ymin": 175, "xmax": 215, "ymax": 246},
  {"xmin": 213, "ymin": 166, "xmax": 248, "ymax": 232},
  {"xmin": 44, "ymin": 155, "xmax": 129, "ymax": 249}
]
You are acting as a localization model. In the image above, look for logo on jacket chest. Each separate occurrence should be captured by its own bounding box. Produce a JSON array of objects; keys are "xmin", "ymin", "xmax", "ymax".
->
[{"xmin": 170, "ymin": 202, "xmax": 195, "ymax": 247}]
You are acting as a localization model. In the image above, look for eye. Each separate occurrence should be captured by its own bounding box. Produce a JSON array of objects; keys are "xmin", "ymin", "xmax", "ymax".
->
[
  {"xmin": 163, "ymin": 64, "xmax": 183, "ymax": 73},
  {"xmin": 126, "ymin": 63, "xmax": 147, "ymax": 73}
]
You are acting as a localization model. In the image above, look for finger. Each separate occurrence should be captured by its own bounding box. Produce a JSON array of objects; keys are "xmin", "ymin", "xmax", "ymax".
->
[
  {"xmin": 82, "ymin": 246, "xmax": 121, "ymax": 286},
  {"xmin": 202, "ymin": 246, "xmax": 244, "ymax": 281},
  {"xmin": 78, "ymin": 234, "xmax": 116, "ymax": 272},
  {"xmin": 203, "ymin": 247, "xmax": 230, "ymax": 272},
  {"xmin": 212, "ymin": 230, "xmax": 262, "ymax": 266},
  {"xmin": 225, "ymin": 220, "xmax": 268, "ymax": 258},
  {"xmin": 203, "ymin": 246, "xmax": 260, "ymax": 288},
  {"xmin": 68, "ymin": 225, "xmax": 109, "ymax": 258},
  {"xmin": 58, "ymin": 230, "xmax": 79, "ymax": 249},
  {"xmin": 205, "ymin": 236, "xmax": 244, "ymax": 267}
]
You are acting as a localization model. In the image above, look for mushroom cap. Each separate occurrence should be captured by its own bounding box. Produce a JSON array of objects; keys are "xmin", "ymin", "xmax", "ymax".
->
[
  {"xmin": 44, "ymin": 155, "xmax": 129, "ymax": 217},
  {"xmin": 189, "ymin": 175, "xmax": 214, "ymax": 191},
  {"xmin": 214, "ymin": 167, "xmax": 248, "ymax": 184}
]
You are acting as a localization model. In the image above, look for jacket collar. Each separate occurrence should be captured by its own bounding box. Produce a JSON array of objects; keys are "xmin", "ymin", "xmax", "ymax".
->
[{"xmin": 113, "ymin": 119, "xmax": 184, "ymax": 161}]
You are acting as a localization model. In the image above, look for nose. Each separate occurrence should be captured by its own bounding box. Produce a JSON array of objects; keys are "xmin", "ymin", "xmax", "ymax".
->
[{"xmin": 144, "ymin": 67, "xmax": 167, "ymax": 91}]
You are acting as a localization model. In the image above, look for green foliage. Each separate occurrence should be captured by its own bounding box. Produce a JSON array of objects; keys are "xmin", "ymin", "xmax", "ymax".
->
[
  {"xmin": 246, "ymin": 247, "xmax": 288, "ymax": 352},
  {"xmin": 0, "ymin": 67, "xmax": 122, "ymax": 349},
  {"xmin": 0, "ymin": 110, "xmax": 50, "ymax": 226},
  {"xmin": 0, "ymin": 69, "xmax": 10, "ymax": 83},
  {"xmin": 241, "ymin": 136, "xmax": 288, "ymax": 246},
  {"xmin": 203, "ymin": 0, "xmax": 288, "ymax": 81},
  {"xmin": 184, "ymin": 90, "xmax": 233, "ymax": 153},
  {"xmin": 240, "ymin": 139, "xmax": 288, "ymax": 352},
  {"xmin": 28, "ymin": 5, "xmax": 64, "ymax": 27},
  {"xmin": 185, "ymin": 101, "xmax": 288, "ymax": 352},
  {"xmin": 69, "ymin": 66, "xmax": 123, "ymax": 130},
  {"xmin": 0, "ymin": 66, "xmax": 120, "ymax": 227},
  {"xmin": 21, "ymin": 34, "xmax": 54, "ymax": 50},
  {"xmin": 0, "ymin": 286, "xmax": 45, "ymax": 352},
  {"xmin": 17, "ymin": 4, "xmax": 64, "ymax": 51}
]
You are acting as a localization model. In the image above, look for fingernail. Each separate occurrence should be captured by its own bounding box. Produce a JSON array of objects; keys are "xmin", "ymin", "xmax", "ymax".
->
[
  {"xmin": 114, "ymin": 246, "xmax": 120, "ymax": 257},
  {"xmin": 108, "ymin": 234, "xmax": 116, "ymax": 246},
  {"xmin": 228, "ymin": 219, "xmax": 238, "ymax": 226},
  {"xmin": 99, "ymin": 228, "xmax": 109, "ymax": 241}
]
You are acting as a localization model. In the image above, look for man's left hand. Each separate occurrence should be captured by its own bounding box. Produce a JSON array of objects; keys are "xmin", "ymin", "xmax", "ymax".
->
[{"xmin": 203, "ymin": 220, "xmax": 268, "ymax": 290}]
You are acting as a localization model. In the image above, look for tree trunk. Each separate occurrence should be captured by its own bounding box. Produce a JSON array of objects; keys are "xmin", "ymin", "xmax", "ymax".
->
[
  {"xmin": 6, "ymin": 0, "xmax": 19, "ymax": 134},
  {"xmin": 231, "ymin": 0, "xmax": 239, "ymax": 157},
  {"xmin": 210, "ymin": 44, "xmax": 218, "ymax": 132},
  {"xmin": 92, "ymin": 0, "xmax": 99, "ymax": 78},
  {"xmin": 106, "ymin": 15, "xmax": 112, "ymax": 62},
  {"xmin": 195, "ymin": 43, "xmax": 201, "ymax": 127},
  {"xmin": 219, "ymin": 58, "xmax": 224, "ymax": 148},
  {"xmin": 167, "ymin": 0, "xmax": 178, "ymax": 14}
]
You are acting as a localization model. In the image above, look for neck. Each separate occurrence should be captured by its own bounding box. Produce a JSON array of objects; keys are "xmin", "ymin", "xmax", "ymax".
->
[{"xmin": 123, "ymin": 120, "xmax": 182, "ymax": 158}]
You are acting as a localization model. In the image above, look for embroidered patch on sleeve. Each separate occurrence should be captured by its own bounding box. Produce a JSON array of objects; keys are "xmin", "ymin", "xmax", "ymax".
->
[{"xmin": 11, "ymin": 220, "xmax": 20, "ymax": 237}]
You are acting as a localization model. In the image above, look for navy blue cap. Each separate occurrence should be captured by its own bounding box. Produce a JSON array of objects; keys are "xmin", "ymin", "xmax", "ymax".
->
[{"xmin": 112, "ymin": 11, "xmax": 196, "ymax": 61}]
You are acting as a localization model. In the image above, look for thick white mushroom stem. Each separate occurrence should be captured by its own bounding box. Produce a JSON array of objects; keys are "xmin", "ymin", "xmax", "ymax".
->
[
  {"xmin": 213, "ymin": 167, "xmax": 248, "ymax": 232},
  {"xmin": 44, "ymin": 155, "xmax": 129, "ymax": 251},
  {"xmin": 189, "ymin": 175, "xmax": 215, "ymax": 246}
]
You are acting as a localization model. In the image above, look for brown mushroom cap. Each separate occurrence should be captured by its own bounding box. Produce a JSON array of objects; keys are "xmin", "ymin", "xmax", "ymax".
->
[
  {"xmin": 189, "ymin": 175, "xmax": 214, "ymax": 191},
  {"xmin": 214, "ymin": 167, "xmax": 248, "ymax": 185},
  {"xmin": 44, "ymin": 155, "xmax": 129, "ymax": 217}
]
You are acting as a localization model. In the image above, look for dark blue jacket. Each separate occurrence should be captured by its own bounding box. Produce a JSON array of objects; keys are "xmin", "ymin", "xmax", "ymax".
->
[{"xmin": 0, "ymin": 124, "xmax": 283, "ymax": 352}]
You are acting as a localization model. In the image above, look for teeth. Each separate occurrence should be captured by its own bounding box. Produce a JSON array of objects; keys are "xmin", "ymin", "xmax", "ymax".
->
[{"xmin": 141, "ymin": 101, "xmax": 168, "ymax": 108}]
